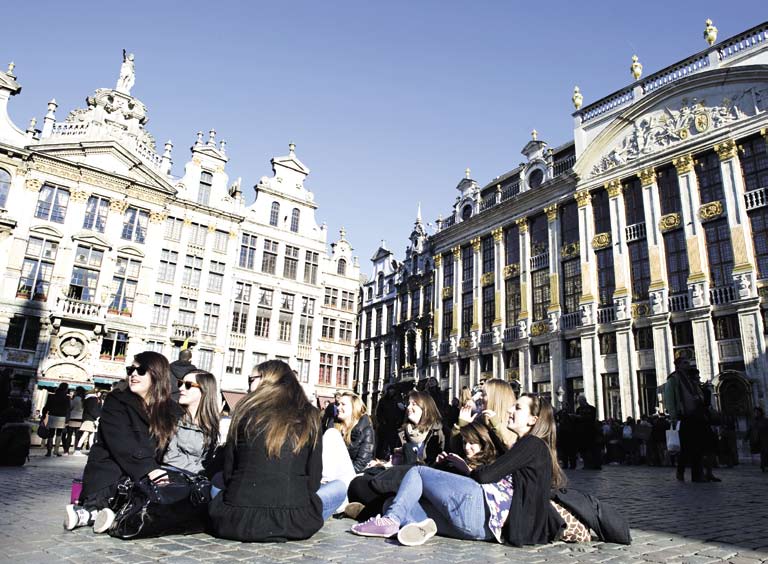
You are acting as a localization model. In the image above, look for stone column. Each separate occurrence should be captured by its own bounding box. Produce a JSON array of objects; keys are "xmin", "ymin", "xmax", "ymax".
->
[
  {"xmin": 605, "ymin": 179, "xmax": 636, "ymax": 419},
  {"xmin": 471, "ymin": 237, "xmax": 481, "ymax": 336},
  {"xmin": 544, "ymin": 204, "xmax": 564, "ymax": 407},
  {"xmin": 433, "ymin": 253, "xmax": 443, "ymax": 347},
  {"xmin": 638, "ymin": 167, "xmax": 669, "ymax": 313},
  {"xmin": 715, "ymin": 139, "xmax": 758, "ymax": 299},
  {"xmin": 516, "ymin": 217, "xmax": 531, "ymax": 390},
  {"xmin": 492, "ymin": 228, "xmax": 505, "ymax": 378},
  {"xmin": 452, "ymin": 246, "xmax": 461, "ymax": 339}
]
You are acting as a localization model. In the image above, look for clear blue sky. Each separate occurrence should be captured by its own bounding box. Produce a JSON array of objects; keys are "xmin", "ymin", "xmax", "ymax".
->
[{"xmin": 3, "ymin": 2, "xmax": 764, "ymax": 273}]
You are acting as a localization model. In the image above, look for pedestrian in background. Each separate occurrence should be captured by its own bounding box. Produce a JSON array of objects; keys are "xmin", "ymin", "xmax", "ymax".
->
[{"xmin": 43, "ymin": 383, "xmax": 70, "ymax": 457}]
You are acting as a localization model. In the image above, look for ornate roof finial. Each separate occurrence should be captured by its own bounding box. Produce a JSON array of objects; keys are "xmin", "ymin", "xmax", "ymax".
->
[
  {"xmin": 416, "ymin": 202, "xmax": 422, "ymax": 224},
  {"xmin": 116, "ymin": 50, "xmax": 135, "ymax": 95},
  {"xmin": 340, "ymin": 226, "xmax": 347, "ymax": 241},
  {"xmin": 195, "ymin": 131, "xmax": 203, "ymax": 146},
  {"xmin": 219, "ymin": 140, "xmax": 227, "ymax": 154},
  {"xmin": 6, "ymin": 61, "xmax": 15, "ymax": 77},
  {"xmin": 531, "ymin": 129, "xmax": 538, "ymax": 141},
  {"xmin": 27, "ymin": 117, "xmax": 37, "ymax": 131},
  {"xmin": 630, "ymin": 55, "xmax": 643, "ymax": 80},
  {"xmin": 465, "ymin": 167, "xmax": 471, "ymax": 179},
  {"xmin": 703, "ymin": 19, "xmax": 718, "ymax": 46},
  {"xmin": 207, "ymin": 129, "xmax": 216, "ymax": 146},
  {"xmin": 163, "ymin": 140, "xmax": 173, "ymax": 157},
  {"xmin": 289, "ymin": 142, "xmax": 296, "ymax": 156},
  {"xmin": 572, "ymin": 86, "xmax": 583, "ymax": 110}
]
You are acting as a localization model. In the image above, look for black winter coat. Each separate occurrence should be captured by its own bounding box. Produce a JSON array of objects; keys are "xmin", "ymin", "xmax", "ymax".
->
[
  {"xmin": 43, "ymin": 393, "xmax": 70, "ymax": 418},
  {"xmin": 347, "ymin": 415, "xmax": 375, "ymax": 472},
  {"xmin": 208, "ymin": 427, "xmax": 324, "ymax": 542},
  {"xmin": 82, "ymin": 395, "xmax": 101, "ymax": 422},
  {"xmin": 80, "ymin": 389, "xmax": 182, "ymax": 509},
  {"xmin": 551, "ymin": 488, "xmax": 631, "ymax": 544},
  {"xmin": 472, "ymin": 434, "xmax": 564, "ymax": 547}
]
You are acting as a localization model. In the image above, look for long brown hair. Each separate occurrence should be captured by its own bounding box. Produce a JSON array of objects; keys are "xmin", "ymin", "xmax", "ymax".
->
[
  {"xmin": 185, "ymin": 370, "xmax": 220, "ymax": 449},
  {"xmin": 133, "ymin": 351, "xmax": 176, "ymax": 454},
  {"xmin": 228, "ymin": 360, "xmax": 320, "ymax": 458},
  {"xmin": 334, "ymin": 391, "xmax": 366, "ymax": 445},
  {"xmin": 521, "ymin": 393, "xmax": 566, "ymax": 489},
  {"xmin": 483, "ymin": 378, "xmax": 517, "ymax": 449},
  {"xmin": 460, "ymin": 421, "xmax": 498, "ymax": 468},
  {"xmin": 402, "ymin": 390, "xmax": 442, "ymax": 433}
]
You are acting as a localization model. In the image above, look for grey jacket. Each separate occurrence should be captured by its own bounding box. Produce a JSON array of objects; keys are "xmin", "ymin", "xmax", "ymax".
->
[{"xmin": 163, "ymin": 421, "xmax": 210, "ymax": 474}]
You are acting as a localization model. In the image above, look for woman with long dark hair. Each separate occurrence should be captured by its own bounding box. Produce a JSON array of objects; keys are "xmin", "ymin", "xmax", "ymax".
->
[
  {"xmin": 352, "ymin": 393, "xmax": 565, "ymax": 547},
  {"xmin": 163, "ymin": 370, "xmax": 220, "ymax": 474},
  {"xmin": 42, "ymin": 382, "xmax": 70, "ymax": 457},
  {"xmin": 208, "ymin": 360, "xmax": 345, "ymax": 542},
  {"xmin": 64, "ymin": 351, "xmax": 182, "ymax": 533}
]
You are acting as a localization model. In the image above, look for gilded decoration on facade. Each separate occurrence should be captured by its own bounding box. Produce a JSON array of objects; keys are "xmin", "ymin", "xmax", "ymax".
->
[
  {"xmin": 433, "ymin": 254, "xmax": 442, "ymax": 267},
  {"xmin": 109, "ymin": 198, "xmax": 129, "ymax": 213},
  {"xmin": 481, "ymin": 272, "xmax": 494, "ymax": 287},
  {"xmin": 544, "ymin": 204, "xmax": 558, "ymax": 221},
  {"xmin": 530, "ymin": 320, "xmax": 549, "ymax": 337},
  {"xmin": 572, "ymin": 86, "xmax": 583, "ymax": 110},
  {"xmin": 24, "ymin": 178, "xmax": 42, "ymax": 191},
  {"xmin": 699, "ymin": 200, "xmax": 724, "ymax": 222},
  {"xmin": 605, "ymin": 179, "xmax": 623, "ymax": 197},
  {"xmin": 149, "ymin": 210, "xmax": 168, "ymax": 224},
  {"xmin": 575, "ymin": 190, "xmax": 592, "ymax": 207},
  {"xmin": 471, "ymin": 237, "xmax": 481, "ymax": 252},
  {"xmin": 441, "ymin": 287, "xmax": 453, "ymax": 299},
  {"xmin": 659, "ymin": 212, "xmax": 681, "ymax": 232},
  {"xmin": 591, "ymin": 95, "xmax": 751, "ymax": 177},
  {"xmin": 515, "ymin": 217, "xmax": 528, "ymax": 232},
  {"xmin": 638, "ymin": 167, "xmax": 656, "ymax": 186},
  {"xmin": 504, "ymin": 264, "xmax": 519, "ymax": 279},
  {"xmin": 491, "ymin": 227, "xmax": 503, "ymax": 242},
  {"xmin": 459, "ymin": 337, "xmax": 471, "ymax": 349},
  {"xmin": 452, "ymin": 246, "xmax": 461, "ymax": 259},
  {"xmin": 560, "ymin": 241, "xmax": 580, "ymax": 259},
  {"xmin": 70, "ymin": 189, "xmax": 90, "ymax": 202},
  {"xmin": 673, "ymin": 154, "xmax": 694, "ymax": 174},
  {"xmin": 592, "ymin": 232, "xmax": 611, "ymax": 250},
  {"xmin": 714, "ymin": 139, "xmax": 737, "ymax": 161},
  {"xmin": 631, "ymin": 302, "xmax": 651, "ymax": 319}
]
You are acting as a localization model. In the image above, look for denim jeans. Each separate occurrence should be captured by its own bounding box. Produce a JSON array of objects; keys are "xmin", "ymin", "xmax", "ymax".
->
[
  {"xmin": 385, "ymin": 466, "xmax": 492, "ymax": 541},
  {"xmin": 317, "ymin": 479, "xmax": 347, "ymax": 520}
]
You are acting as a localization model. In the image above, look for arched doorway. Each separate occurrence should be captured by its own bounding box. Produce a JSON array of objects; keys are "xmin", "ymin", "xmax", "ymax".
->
[{"xmin": 716, "ymin": 371, "xmax": 753, "ymax": 432}]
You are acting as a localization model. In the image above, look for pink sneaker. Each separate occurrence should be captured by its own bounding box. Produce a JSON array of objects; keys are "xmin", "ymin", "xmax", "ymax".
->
[{"xmin": 350, "ymin": 515, "xmax": 400, "ymax": 538}]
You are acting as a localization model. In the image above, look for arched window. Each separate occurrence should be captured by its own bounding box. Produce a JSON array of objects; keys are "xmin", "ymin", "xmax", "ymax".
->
[
  {"xmin": 367, "ymin": 287, "xmax": 373, "ymax": 301},
  {"xmin": 269, "ymin": 201, "xmax": 280, "ymax": 226},
  {"xmin": 461, "ymin": 204, "xmax": 472, "ymax": 221},
  {"xmin": 198, "ymin": 171, "xmax": 213, "ymax": 205},
  {"xmin": 0, "ymin": 169, "xmax": 10, "ymax": 208},
  {"xmin": 337, "ymin": 258, "xmax": 347, "ymax": 276},
  {"xmin": 290, "ymin": 208, "xmax": 300, "ymax": 232},
  {"xmin": 376, "ymin": 272, "xmax": 384, "ymax": 295}
]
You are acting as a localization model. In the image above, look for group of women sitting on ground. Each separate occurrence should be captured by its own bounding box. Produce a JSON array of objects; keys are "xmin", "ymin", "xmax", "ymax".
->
[{"xmin": 64, "ymin": 352, "xmax": 627, "ymax": 547}]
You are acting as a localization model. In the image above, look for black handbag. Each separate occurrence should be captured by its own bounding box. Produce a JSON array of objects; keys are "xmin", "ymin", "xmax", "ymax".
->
[
  {"xmin": 108, "ymin": 468, "xmax": 211, "ymax": 539},
  {"xmin": 36, "ymin": 419, "xmax": 50, "ymax": 440}
]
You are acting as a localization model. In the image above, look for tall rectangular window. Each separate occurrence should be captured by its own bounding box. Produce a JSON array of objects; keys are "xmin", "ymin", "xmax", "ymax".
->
[
  {"xmin": 739, "ymin": 135, "xmax": 768, "ymax": 193},
  {"xmin": 0, "ymin": 169, "xmax": 9, "ymax": 208},
  {"xmin": 505, "ymin": 276, "xmax": 521, "ymax": 325},
  {"xmin": 562, "ymin": 258, "xmax": 581, "ymax": 314},
  {"xmin": 254, "ymin": 308, "xmax": 271, "ymax": 338},
  {"xmin": 529, "ymin": 215, "xmax": 548, "ymax": 257},
  {"xmin": 663, "ymin": 230, "xmax": 689, "ymax": 294},
  {"xmin": 239, "ymin": 233, "xmax": 258, "ymax": 269},
  {"xmin": 269, "ymin": 201, "xmax": 280, "ymax": 227},
  {"xmin": 83, "ymin": 195, "xmax": 109, "ymax": 232},
  {"xmin": 35, "ymin": 184, "xmax": 69, "ymax": 223},
  {"xmin": 482, "ymin": 285, "xmax": 495, "ymax": 331},
  {"xmin": 261, "ymin": 239, "xmax": 278, "ymax": 274},
  {"xmin": 462, "ymin": 246, "xmax": 473, "ymax": 283},
  {"xmin": 443, "ymin": 298, "xmax": 453, "ymax": 336},
  {"xmin": 164, "ymin": 216, "xmax": 183, "ymax": 241},
  {"xmin": 596, "ymin": 249, "xmax": 615, "ymax": 306},
  {"xmin": 325, "ymin": 287, "xmax": 339, "ymax": 307},
  {"xmin": 213, "ymin": 230, "xmax": 228, "ymax": 253},
  {"xmin": 336, "ymin": 355, "xmax": 350, "ymax": 387},
  {"xmin": 443, "ymin": 253, "xmax": 454, "ymax": 288},
  {"xmin": 411, "ymin": 290, "xmax": 421, "ymax": 319},
  {"xmin": 304, "ymin": 251, "xmax": 319, "ymax": 284},
  {"xmin": 197, "ymin": 349, "xmax": 213, "ymax": 372},
  {"xmin": 365, "ymin": 310, "xmax": 372, "ymax": 339},
  {"xmin": 561, "ymin": 201, "xmax": 579, "ymax": 245},
  {"xmin": 290, "ymin": 208, "xmax": 300, "ymax": 232},
  {"xmin": 18, "ymin": 237, "xmax": 58, "ymax": 300},
  {"xmin": 376, "ymin": 306, "xmax": 383, "ymax": 336},
  {"xmin": 109, "ymin": 256, "xmax": 141, "ymax": 315},
  {"xmin": 182, "ymin": 255, "xmax": 203, "ymax": 288},
  {"xmin": 280, "ymin": 292, "xmax": 295, "ymax": 312},
  {"xmin": 100, "ymin": 331, "xmax": 128, "ymax": 361},
  {"xmin": 322, "ymin": 317, "xmax": 336, "ymax": 340},
  {"xmin": 748, "ymin": 207, "xmax": 768, "ymax": 279},
  {"xmin": 695, "ymin": 150, "xmax": 725, "ymax": 204},
  {"xmin": 623, "ymin": 177, "xmax": 645, "ymax": 226},
  {"xmin": 198, "ymin": 171, "xmax": 213, "ymax": 205},
  {"xmin": 628, "ymin": 241, "xmax": 650, "ymax": 300},
  {"xmin": 5, "ymin": 316, "xmax": 40, "ymax": 350},
  {"xmin": 505, "ymin": 225, "xmax": 520, "ymax": 265},
  {"xmin": 189, "ymin": 223, "xmax": 208, "ymax": 247},
  {"xmin": 339, "ymin": 320, "xmax": 353, "ymax": 342},
  {"xmin": 657, "ymin": 164, "xmax": 682, "ymax": 215},
  {"xmin": 257, "ymin": 287, "xmax": 273, "ymax": 307},
  {"xmin": 158, "ymin": 249, "xmax": 178, "ymax": 283},
  {"xmin": 178, "ymin": 297, "xmax": 197, "ymax": 326},
  {"xmin": 482, "ymin": 236, "xmax": 494, "ymax": 275},
  {"xmin": 704, "ymin": 218, "xmax": 734, "ymax": 288},
  {"xmin": 319, "ymin": 353, "xmax": 333, "ymax": 386},
  {"xmin": 531, "ymin": 269, "xmax": 550, "ymax": 321},
  {"xmin": 278, "ymin": 315, "xmax": 292, "ymax": 342},
  {"xmin": 225, "ymin": 349, "xmax": 244, "ymax": 374},
  {"xmin": 69, "ymin": 245, "xmax": 103, "ymax": 302},
  {"xmin": 207, "ymin": 260, "xmax": 225, "ymax": 292},
  {"xmin": 341, "ymin": 290, "xmax": 355, "ymax": 311},
  {"xmin": 231, "ymin": 282, "xmax": 251, "ymax": 334},
  {"xmin": 121, "ymin": 206, "xmax": 149, "ymax": 243},
  {"xmin": 202, "ymin": 302, "xmax": 220, "ymax": 334},
  {"xmin": 283, "ymin": 245, "xmax": 299, "ymax": 279},
  {"xmin": 461, "ymin": 291, "xmax": 473, "ymax": 336},
  {"xmin": 592, "ymin": 189, "xmax": 611, "ymax": 234},
  {"xmin": 400, "ymin": 294, "xmax": 409, "ymax": 322},
  {"xmin": 298, "ymin": 318, "xmax": 312, "ymax": 345},
  {"xmin": 151, "ymin": 293, "xmax": 171, "ymax": 327}
]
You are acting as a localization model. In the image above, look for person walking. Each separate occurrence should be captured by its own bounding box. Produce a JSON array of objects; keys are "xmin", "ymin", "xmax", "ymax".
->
[
  {"xmin": 664, "ymin": 359, "xmax": 707, "ymax": 482},
  {"xmin": 63, "ymin": 386, "xmax": 85, "ymax": 455},
  {"xmin": 42, "ymin": 383, "xmax": 70, "ymax": 457},
  {"xmin": 76, "ymin": 390, "xmax": 102, "ymax": 454},
  {"xmin": 575, "ymin": 395, "xmax": 601, "ymax": 469}
]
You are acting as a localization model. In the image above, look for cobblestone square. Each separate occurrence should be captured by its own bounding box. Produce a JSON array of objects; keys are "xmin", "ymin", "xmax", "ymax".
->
[{"xmin": 1, "ymin": 450, "xmax": 767, "ymax": 563}]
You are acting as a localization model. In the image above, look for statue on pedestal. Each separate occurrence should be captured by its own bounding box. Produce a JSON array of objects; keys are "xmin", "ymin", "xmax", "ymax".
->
[{"xmin": 116, "ymin": 50, "xmax": 135, "ymax": 95}]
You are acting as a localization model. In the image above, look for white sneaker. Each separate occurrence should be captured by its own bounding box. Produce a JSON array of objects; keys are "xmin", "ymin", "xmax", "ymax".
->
[
  {"xmin": 73, "ymin": 451, "xmax": 86, "ymax": 457},
  {"xmin": 397, "ymin": 518, "xmax": 438, "ymax": 546},
  {"xmin": 93, "ymin": 508, "xmax": 115, "ymax": 534},
  {"xmin": 64, "ymin": 504, "xmax": 92, "ymax": 530}
]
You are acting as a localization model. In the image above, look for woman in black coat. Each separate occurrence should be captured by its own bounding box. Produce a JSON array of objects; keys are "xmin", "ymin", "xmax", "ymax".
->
[
  {"xmin": 336, "ymin": 392, "xmax": 375, "ymax": 472},
  {"xmin": 63, "ymin": 351, "xmax": 181, "ymax": 533},
  {"xmin": 208, "ymin": 360, "xmax": 346, "ymax": 542}
]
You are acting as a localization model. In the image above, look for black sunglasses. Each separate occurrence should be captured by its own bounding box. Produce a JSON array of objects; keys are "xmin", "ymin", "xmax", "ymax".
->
[
  {"xmin": 178, "ymin": 380, "xmax": 201, "ymax": 390},
  {"xmin": 126, "ymin": 365, "xmax": 147, "ymax": 376},
  {"xmin": 248, "ymin": 374, "xmax": 262, "ymax": 387}
]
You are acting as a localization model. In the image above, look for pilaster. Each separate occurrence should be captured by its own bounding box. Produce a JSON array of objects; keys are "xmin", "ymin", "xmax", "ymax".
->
[
  {"xmin": 492, "ymin": 228, "xmax": 504, "ymax": 326},
  {"xmin": 606, "ymin": 179, "xmax": 631, "ymax": 319},
  {"xmin": 471, "ymin": 237, "xmax": 481, "ymax": 333},
  {"xmin": 516, "ymin": 217, "xmax": 530, "ymax": 337},
  {"xmin": 544, "ymin": 204, "xmax": 561, "ymax": 331},
  {"xmin": 575, "ymin": 189, "xmax": 597, "ymax": 325},
  {"xmin": 638, "ymin": 167, "xmax": 668, "ymax": 314},
  {"xmin": 451, "ymin": 246, "xmax": 461, "ymax": 336}
]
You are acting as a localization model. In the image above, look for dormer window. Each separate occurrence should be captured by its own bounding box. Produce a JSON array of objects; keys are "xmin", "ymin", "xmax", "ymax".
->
[
  {"xmin": 528, "ymin": 169, "xmax": 544, "ymax": 189},
  {"xmin": 376, "ymin": 272, "xmax": 384, "ymax": 295},
  {"xmin": 198, "ymin": 171, "xmax": 213, "ymax": 206},
  {"xmin": 290, "ymin": 208, "xmax": 300, "ymax": 232},
  {"xmin": 270, "ymin": 201, "xmax": 280, "ymax": 227},
  {"xmin": 338, "ymin": 258, "xmax": 347, "ymax": 276},
  {"xmin": 461, "ymin": 204, "xmax": 473, "ymax": 221}
]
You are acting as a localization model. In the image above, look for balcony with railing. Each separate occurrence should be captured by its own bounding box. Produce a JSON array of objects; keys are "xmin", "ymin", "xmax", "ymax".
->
[
  {"xmin": 745, "ymin": 186, "xmax": 768, "ymax": 211},
  {"xmin": 503, "ymin": 325, "xmax": 521, "ymax": 342},
  {"xmin": 710, "ymin": 285, "xmax": 736, "ymax": 305},
  {"xmin": 439, "ymin": 340, "xmax": 451, "ymax": 355},
  {"xmin": 668, "ymin": 292, "xmax": 690, "ymax": 312},
  {"xmin": 501, "ymin": 181, "xmax": 520, "ymax": 201},
  {"xmin": 625, "ymin": 222, "xmax": 647, "ymax": 243},
  {"xmin": 560, "ymin": 311, "xmax": 582, "ymax": 330},
  {"xmin": 57, "ymin": 296, "xmax": 104, "ymax": 320},
  {"xmin": 480, "ymin": 331, "xmax": 495, "ymax": 347},
  {"xmin": 172, "ymin": 322, "xmax": 198, "ymax": 343},
  {"xmin": 530, "ymin": 252, "xmax": 549, "ymax": 271},
  {"xmin": 480, "ymin": 195, "xmax": 497, "ymax": 212},
  {"xmin": 597, "ymin": 305, "xmax": 616, "ymax": 324},
  {"xmin": 553, "ymin": 154, "xmax": 576, "ymax": 176}
]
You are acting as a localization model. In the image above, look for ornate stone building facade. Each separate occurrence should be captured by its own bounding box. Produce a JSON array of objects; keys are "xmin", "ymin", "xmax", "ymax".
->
[
  {"xmin": 360, "ymin": 21, "xmax": 768, "ymax": 425},
  {"xmin": 0, "ymin": 55, "xmax": 359, "ymax": 407}
]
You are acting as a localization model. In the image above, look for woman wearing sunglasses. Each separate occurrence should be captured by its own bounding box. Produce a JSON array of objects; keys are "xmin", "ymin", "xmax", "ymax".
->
[
  {"xmin": 208, "ymin": 360, "xmax": 346, "ymax": 542},
  {"xmin": 64, "ymin": 351, "xmax": 182, "ymax": 533},
  {"xmin": 163, "ymin": 370, "xmax": 220, "ymax": 474}
]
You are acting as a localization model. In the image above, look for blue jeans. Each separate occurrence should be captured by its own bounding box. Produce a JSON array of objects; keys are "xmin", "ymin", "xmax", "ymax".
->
[
  {"xmin": 317, "ymin": 479, "xmax": 347, "ymax": 520},
  {"xmin": 385, "ymin": 466, "xmax": 492, "ymax": 541}
]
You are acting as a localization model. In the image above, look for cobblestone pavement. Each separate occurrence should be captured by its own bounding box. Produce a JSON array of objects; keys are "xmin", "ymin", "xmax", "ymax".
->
[{"xmin": 2, "ymin": 448, "xmax": 768, "ymax": 563}]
